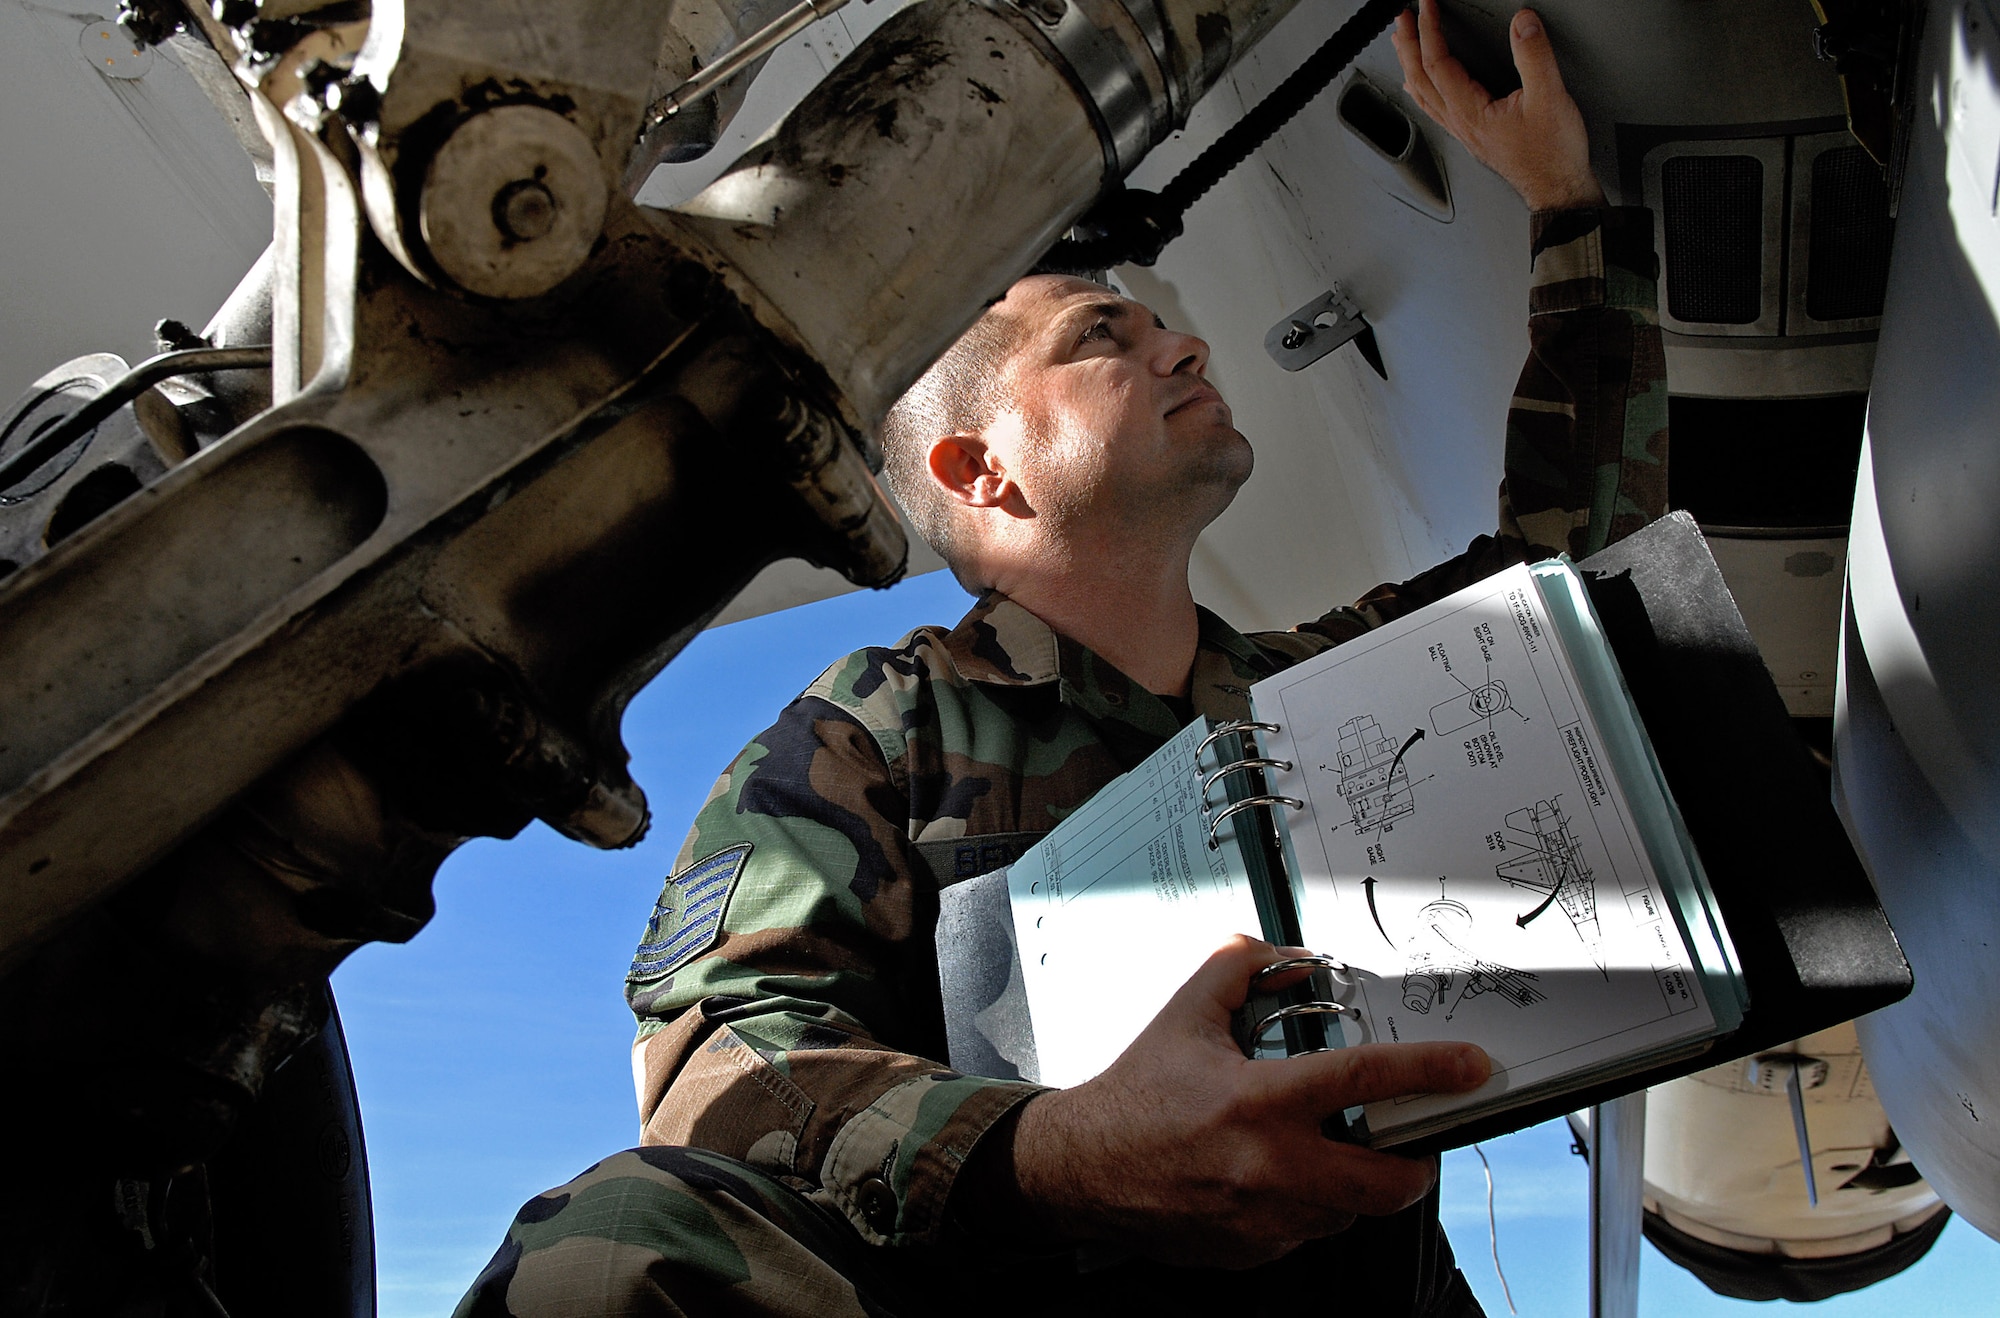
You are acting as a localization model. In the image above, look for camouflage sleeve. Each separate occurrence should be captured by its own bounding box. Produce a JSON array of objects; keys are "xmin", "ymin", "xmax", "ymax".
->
[
  {"xmin": 625, "ymin": 690, "xmax": 1043, "ymax": 1249},
  {"xmin": 1294, "ymin": 206, "xmax": 1667, "ymax": 644},
  {"xmin": 1499, "ymin": 206, "xmax": 1668, "ymax": 555}
]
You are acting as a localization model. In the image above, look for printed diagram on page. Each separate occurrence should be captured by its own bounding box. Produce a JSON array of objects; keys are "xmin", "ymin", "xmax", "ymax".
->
[
  {"xmin": 1493, "ymin": 796, "xmax": 1606, "ymax": 973},
  {"xmin": 1263, "ymin": 573, "xmax": 1706, "ymax": 1069},
  {"xmin": 1394, "ymin": 891, "xmax": 1547, "ymax": 1022},
  {"xmin": 1325, "ymin": 619, "xmax": 1531, "ymax": 840},
  {"xmin": 1331, "ymin": 714, "xmax": 1428, "ymax": 834}
]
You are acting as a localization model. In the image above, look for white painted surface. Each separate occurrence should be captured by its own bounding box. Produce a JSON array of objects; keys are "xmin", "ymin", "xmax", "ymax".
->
[
  {"xmin": 1840, "ymin": 0, "xmax": 2000, "ymax": 1243},
  {"xmin": 0, "ymin": 2, "xmax": 270, "ymax": 400}
]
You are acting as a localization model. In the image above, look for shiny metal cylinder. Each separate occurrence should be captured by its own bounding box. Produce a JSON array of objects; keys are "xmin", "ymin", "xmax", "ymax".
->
[
  {"xmin": 973, "ymin": 0, "xmax": 1175, "ymax": 178},
  {"xmin": 656, "ymin": 0, "xmax": 1306, "ymax": 435}
]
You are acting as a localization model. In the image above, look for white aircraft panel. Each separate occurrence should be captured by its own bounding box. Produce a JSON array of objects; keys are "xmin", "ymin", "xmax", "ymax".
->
[{"xmin": 0, "ymin": 2, "xmax": 269, "ymax": 398}]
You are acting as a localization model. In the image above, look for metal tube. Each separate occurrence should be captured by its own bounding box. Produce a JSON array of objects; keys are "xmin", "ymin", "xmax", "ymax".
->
[
  {"xmin": 0, "ymin": 346, "xmax": 273, "ymax": 493},
  {"xmin": 658, "ymin": 0, "xmax": 1320, "ymax": 434},
  {"xmin": 1588, "ymin": 1093, "xmax": 1647, "ymax": 1318},
  {"xmin": 642, "ymin": 0, "xmax": 855, "ymax": 130}
]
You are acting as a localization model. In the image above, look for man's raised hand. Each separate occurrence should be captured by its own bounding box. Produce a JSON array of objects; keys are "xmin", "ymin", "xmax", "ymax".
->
[
  {"xmin": 1391, "ymin": 1, "xmax": 1606, "ymax": 213},
  {"xmin": 994, "ymin": 935, "xmax": 1490, "ymax": 1267}
]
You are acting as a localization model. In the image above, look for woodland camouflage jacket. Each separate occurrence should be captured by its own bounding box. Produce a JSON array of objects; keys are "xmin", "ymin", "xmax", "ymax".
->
[{"xmin": 624, "ymin": 206, "xmax": 1668, "ymax": 1251}]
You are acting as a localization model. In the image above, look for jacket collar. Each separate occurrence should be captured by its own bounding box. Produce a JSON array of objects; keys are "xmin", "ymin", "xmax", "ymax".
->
[
  {"xmin": 939, "ymin": 594, "xmax": 1057, "ymax": 687},
  {"xmin": 940, "ymin": 592, "xmax": 1284, "ymax": 753}
]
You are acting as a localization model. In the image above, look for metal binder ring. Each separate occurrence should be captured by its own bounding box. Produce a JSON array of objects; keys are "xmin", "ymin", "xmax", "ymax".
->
[
  {"xmin": 1249, "ymin": 1001, "xmax": 1354, "ymax": 1055},
  {"xmin": 1193, "ymin": 719, "xmax": 1280, "ymax": 767},
  {"xmin": 1199, "ymin": 758, "xmax": 1294, "ymax": 804},
  {"xmin": 1251, "ymin": 955, "xmax": 1352, "ymax": 992},
  {"xmin": 1205, "ymin": 794, "xmax": 1305, "ymax": 848}
]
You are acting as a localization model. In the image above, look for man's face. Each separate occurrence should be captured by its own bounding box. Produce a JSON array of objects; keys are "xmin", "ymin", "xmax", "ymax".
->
[{"xmin": 986, "ymin": 275, "xmax": 1252, "ymax": 536}]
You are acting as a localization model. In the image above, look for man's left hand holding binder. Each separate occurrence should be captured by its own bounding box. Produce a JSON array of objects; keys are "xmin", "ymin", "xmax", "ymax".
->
[{"xmin": 953, "ymin": 935, "xmax": 1492, "ymax": 1265}]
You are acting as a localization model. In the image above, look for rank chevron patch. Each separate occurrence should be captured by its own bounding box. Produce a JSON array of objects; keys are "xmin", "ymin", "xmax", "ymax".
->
[{"xmin": 629, "ymin": 844, "xmax": 751, "ymax": 979}]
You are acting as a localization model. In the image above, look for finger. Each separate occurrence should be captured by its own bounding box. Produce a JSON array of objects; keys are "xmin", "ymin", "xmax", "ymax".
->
[
  {"xmin": 1394, "ymin": 16, "xmax": 1449, "ymax": 126},
  {"xmin": 1416, "ymin": 0, "xmax": 1446, "ymax": 52},
  {"xmin": 1292, "ymin": 1139, "xmax": 1439, "ymax": 1217},
  {"xmin": 1400, "ymin": 30, "xmax": 1448, "ymax": 126},
  {"xmin": 1415, "ymin": 0, "xmax": 1494, "ymax": 119},
  {"xmin": 1263, "ymin": 1040, "xmax": 1492, "ymax": 1114},
  {"xmin": 1390, "ymin": 10, "xmax": 1427, "ymax": 92},
  {"xmin": 1173, "ymin": 933, "xmax": 1284, "ymax": 1014},
  {"xmin": 1508, "ymin": 8, "xmax": 1570, "ymax": 101},
  {"xmin": 1404, "ymin": 78, "xmax": 1446, "ymax": 127}
]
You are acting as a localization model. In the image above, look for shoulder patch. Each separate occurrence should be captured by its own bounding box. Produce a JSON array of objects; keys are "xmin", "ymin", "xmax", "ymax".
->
[{"xmin": 628, "ymin": 844, "xmax": 751, "ymax": 981}]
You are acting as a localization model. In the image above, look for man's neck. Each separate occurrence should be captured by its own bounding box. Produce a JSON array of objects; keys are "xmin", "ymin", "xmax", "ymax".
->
[{"xmin": 997, "ymin": 554, "xmax": 1201, "ymax": 699}]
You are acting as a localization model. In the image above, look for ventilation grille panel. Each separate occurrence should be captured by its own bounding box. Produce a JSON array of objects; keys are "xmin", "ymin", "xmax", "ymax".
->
[
  {"xmin": 1805, "ymin": 146, "xmax": 1894, "ymax": 323},
  {"xmin": 1661, "ymin": 154, "xmax": 1767, "ymax": 325}
]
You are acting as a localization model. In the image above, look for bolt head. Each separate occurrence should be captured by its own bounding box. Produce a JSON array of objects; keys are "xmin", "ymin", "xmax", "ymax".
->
[
  {"xmin": 418, "ymin": 104, "xmax": 606, "ymax": 298},
  {"xmin": 493, "ymin": 180, "xmax": 557, "ymax": 243}
]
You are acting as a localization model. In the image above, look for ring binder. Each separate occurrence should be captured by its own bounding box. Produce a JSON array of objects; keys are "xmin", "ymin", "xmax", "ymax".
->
[
  {"xmin": 1250, "ymin": 954, "xmax": 1353, "ymax": 992},
  {"xmin": 1249, "ymin": 1001, "xmax": 1355, "ymax": 1056},
  {"xmin": 1199, "ymin": 757, "xmax": 1293, "ymax": 804},
  {"xmin": 1192, "ymin": 719, "xmax": 1279, "ymax": 767},
  {"xmin": 996, "ymin": 548, "xmax": 1874, "ymax": 1151},
  {"xmin": 1206, "ymin": 794, "xmax": 1305, "ymax": 849}
]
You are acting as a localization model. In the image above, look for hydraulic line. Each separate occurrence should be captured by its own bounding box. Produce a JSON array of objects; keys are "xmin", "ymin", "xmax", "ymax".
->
[
  {"xmin": 0, "ymin": 346, "xmax": 272, "ymax": 494},
  {"xmin": 640, "ymin": 0, "xmax": 858, "ymax": 131}
]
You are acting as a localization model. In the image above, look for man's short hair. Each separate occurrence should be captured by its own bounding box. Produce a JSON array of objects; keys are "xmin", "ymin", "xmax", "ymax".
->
[{"xmin": 878, "ymin": 304, "xmax": 1025, "ymax": 590}]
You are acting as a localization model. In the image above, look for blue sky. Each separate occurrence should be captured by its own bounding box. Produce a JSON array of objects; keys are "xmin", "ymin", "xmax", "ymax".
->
[{"xmin": 332, "ymin": 568, "xmax": 1998, "ymax": 1315}]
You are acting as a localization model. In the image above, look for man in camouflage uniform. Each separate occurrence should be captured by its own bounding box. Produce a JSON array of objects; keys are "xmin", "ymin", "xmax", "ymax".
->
[{"xmin": 458, "ymin": 6, "xmax": 1666, "ymax": 1314}]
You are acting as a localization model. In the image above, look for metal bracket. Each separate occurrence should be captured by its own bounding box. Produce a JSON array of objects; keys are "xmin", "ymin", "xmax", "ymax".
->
[{"xmin": 1263, "ymin": 285, "xmax": 1386, "ymax": 378}]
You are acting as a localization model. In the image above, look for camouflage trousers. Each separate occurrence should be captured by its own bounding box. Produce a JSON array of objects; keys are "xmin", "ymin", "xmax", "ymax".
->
[{"xmin": 454, "ymin": 1145, "xmax": 1487, "ymax": 1318}]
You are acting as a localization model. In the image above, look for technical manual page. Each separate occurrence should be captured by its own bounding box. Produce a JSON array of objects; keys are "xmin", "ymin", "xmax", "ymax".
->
[
  {"xmin": 1254, "ymin": 561, "xmax": 1735, "ymax": 1143},
  {"xmin": 1008, "ymin": 719, "xmax": 1266, "ymax": 1089}
]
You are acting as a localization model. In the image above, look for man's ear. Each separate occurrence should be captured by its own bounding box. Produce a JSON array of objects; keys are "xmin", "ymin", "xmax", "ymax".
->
[{"xmin": 926, "ymin": 433, "xmax": 1013, "ymax": 508}]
